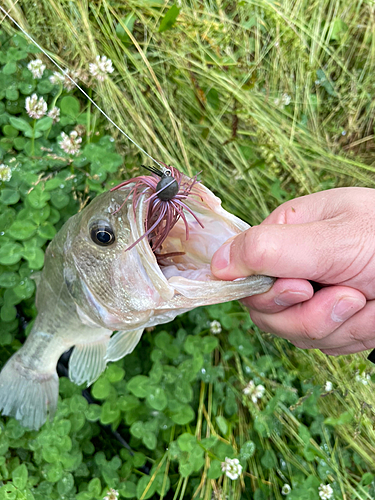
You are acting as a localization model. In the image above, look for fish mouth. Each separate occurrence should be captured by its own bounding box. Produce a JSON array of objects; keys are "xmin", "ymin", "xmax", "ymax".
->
[{"xmin": 129, "ymin": 180, "xmax": 274, "ymax": 304}]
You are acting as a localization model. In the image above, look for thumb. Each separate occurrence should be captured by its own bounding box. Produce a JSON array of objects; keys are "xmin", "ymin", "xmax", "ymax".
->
[{"xmin": 211, "ymin": 220, "xmax": 342, "ymax": 281}]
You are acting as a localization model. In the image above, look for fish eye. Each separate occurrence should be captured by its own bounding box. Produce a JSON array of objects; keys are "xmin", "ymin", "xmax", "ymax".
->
[{"xmin": 90, "ymin": 221, "xmax": 115, "ymax": 247}]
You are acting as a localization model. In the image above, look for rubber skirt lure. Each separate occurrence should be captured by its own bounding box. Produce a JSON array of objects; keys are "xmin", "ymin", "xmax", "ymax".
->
[{"xmin": 110, "ymin": 163, "xmax": 204, "ymax": 255}]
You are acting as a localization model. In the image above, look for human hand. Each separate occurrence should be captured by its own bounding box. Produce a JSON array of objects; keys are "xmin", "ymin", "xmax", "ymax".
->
[{"xmin": 211, "ymin": 187, "xmax": 375, "ymax": 356}]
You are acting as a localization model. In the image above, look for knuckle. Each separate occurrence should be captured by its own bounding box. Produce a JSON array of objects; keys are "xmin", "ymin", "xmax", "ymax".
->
[
  {"xmin": 241, "ymin": 226, "xmax": 274, "ymax": 274},
  {"xmin": 265, "ymin": 205, "xmax": 288, "ymax": 224},
  {"xmin": 360, "ymin": 339, "xmax": 375, "ymax": 350},
  {"xmin": 243, "ymin": 294, "xmax": 278, "ymax": 314},
  {"xmin": 299, "ymin": 315, "xmax": 328, "ymax": 341},
  {"xmin": 348, "ymin": 305, "xmax": 375, "ymax": 343},
  {"xmin": 349, "ymin": 326, "xmax": 375, "ymax": 344},
  {"xmin": 348, "ymin": 326, "xmax": 364, "ymax": 344}
]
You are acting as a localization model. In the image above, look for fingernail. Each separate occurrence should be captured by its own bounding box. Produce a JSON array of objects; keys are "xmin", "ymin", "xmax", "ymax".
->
[
  {"xmin": 275, "ymin": 290, "xmax": 311, "ymax": 306},
  {"xmin": 331, "ymin": 297, "xmax": 364, "ymax": 323},
  {"xmin": 211, "ymin": 240, "xmax": 232, "ymax": 271}
]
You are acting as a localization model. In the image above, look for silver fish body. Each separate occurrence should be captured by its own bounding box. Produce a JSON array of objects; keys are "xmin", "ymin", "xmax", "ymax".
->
[{"xmin": 0, "ymin": 181, "xmax": 274, "ymax": 429}]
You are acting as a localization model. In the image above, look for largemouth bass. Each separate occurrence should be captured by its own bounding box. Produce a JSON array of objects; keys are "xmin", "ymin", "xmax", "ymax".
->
[{"xmin": 0, "ymin": 174, "xmax": 274, "ymax": 430}]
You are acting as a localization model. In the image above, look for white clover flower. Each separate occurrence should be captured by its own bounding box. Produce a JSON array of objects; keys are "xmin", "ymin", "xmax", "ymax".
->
[
  {"xmin": 48, "ymin": 106, "xmax": 60, "ymax": 124},
  {"xmin": 318, "ymin": 483, "xmax": 333, "ymax": 500},
  {"xmin": 27, "ymin": 59, "xmax": 46, "ymax": 79},
  {"xmin": 210, "ymin": 320, "xmax": 222, "ymax": 334},
  {"xmin": 89, "ymin": 55, "xmax": 114, "ymax": 82},
  {"xmin": 72, "ymin": 68, "xmax": 89, "ymax": 84},
  {"xmin": 221, "ymin": 457, "xmax": 242, "ymax": 480},
  {"xmin": 0, "ymin": 164, "xmax": 12, "ymax": 182},
  {"xmin": 281, "ymin": 484, "xmax": 291, "ymax": 495},
  {"xmin": 62, "ymin": 71, "xmax": 76, "ymax": 91},
  {"xmin": 243, "ymin": 380, "xmax": 265, "ymax": 403},
  {"xmin": 355, "ymin": 371, "xmax": 371, "ymax": 385},
  {"xmin": 59, "ymin": 131, "xmax": 82, "ymax": 155},
  {"xmin": 49, "ymin": 71, "xmax": 65, "ymax": 85},
  {"xmin": 49, "ymin": 70, "xmax": 77, "ymax": 90},
  {"xmin": 211, "ymin": 488, "xmax": 228, "ymax": 500},
  {"xmin": 74, "ymin": 124, "xmax": 86, "ymax": 136},
  {"xmin": 103, "ymin": 489, "xmax": 119, "ymax": 500},
  {"xmin": 274, "ymin": 93, "xmax": 291, "ymax": 108},
  {"xmin": 324, "ymin": 381, "xmax": 333, "ymax": 391},
  {"xmin": 25, "ymin": 94, "xmax": 47, "ymax": 119}
]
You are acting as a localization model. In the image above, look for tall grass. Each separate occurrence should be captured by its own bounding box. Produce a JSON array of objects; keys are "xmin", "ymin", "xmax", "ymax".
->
[{"xmin": 4, "ymin": 0, "xmax": 375, "ymax": 222}]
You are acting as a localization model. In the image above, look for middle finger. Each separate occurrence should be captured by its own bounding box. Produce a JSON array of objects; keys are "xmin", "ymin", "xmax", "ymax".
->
[
  {"xmin": 249, "ymin": 286, "xmax": 366, "ymax": 345},
  {"xmin": 295, "ymin": 298, "xmax": 375, "ymax": 351}
]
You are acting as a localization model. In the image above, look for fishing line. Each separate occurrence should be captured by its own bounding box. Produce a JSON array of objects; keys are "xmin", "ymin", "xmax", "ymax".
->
[{"xmin": 0, "ymin": 4, "xmax": 163, "ymax": 169}]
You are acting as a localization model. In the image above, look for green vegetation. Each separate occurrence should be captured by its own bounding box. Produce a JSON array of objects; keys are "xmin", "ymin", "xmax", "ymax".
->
[{"xmin": 1, "ymin": 0, "xmax": 375, "ymax": 498}]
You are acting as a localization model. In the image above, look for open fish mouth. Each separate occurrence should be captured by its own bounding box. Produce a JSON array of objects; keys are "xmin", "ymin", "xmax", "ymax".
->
[{"xmin": 129, "ymin": 180, "xmax": 274, "ymax": 305}]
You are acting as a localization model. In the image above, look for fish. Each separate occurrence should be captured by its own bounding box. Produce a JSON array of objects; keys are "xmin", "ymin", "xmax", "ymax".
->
[{"xmin": 0, "ymin": 171, "xmax": 274, "ymax": 430}]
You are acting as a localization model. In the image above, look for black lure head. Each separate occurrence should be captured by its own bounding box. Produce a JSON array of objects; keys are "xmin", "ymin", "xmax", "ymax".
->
[
  {"xmin": 156, "ymin": 175, "xmax": 179, "ymax": 200},
  {"xmin": 141, "ymin": 164, "xmax": 179, "ymax": 201}
]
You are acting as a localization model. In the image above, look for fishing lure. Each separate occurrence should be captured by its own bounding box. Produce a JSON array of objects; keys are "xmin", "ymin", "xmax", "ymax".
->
[{"xmin": 110, "ymin": 163, "xmax": 204, "ymax": 255}]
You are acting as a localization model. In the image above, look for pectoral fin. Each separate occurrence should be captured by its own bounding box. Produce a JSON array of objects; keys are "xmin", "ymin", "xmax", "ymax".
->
[
  {"xmin": 105, "ymin": 329, "xmax": 144, "ymax": 362},
  {"xmin": 69, "ymin": 338, "xmax": 110, "ymax": 386}
]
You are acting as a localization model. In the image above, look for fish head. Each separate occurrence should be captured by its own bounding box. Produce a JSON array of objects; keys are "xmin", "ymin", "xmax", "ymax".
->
[
  {"xmin": 62, "ymin": 190, "xmax": 160, "ymax": 329},
  {"xmin": 61, "ymin": 174, "xmax": 274, "ymax": 330}
]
